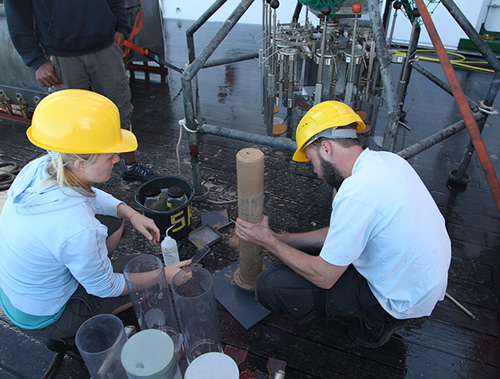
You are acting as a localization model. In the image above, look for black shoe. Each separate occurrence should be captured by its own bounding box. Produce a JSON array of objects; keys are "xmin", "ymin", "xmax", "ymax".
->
[
  {"xmin": 122, "ymin": 162, "xmax": 158, "ymax": 182},
  {"xmin": 348, "ymin": 317, "xmax": 408, "ymax": 348}
]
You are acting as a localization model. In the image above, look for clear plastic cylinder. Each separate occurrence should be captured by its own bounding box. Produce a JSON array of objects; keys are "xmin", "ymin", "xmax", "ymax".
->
[
  {"xmin": 75, "ymin": 314, "xmax": 128, "ymax": 378},
  {"xmin": 171, "ymin": 267, "xmax": 222, "ymax": 363},
  {"xmin": 123, "ymin": 255, "xmax": 182, "ymax": 359}
]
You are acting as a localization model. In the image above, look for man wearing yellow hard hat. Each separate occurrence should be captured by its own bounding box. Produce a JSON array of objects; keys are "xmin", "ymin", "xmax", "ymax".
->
[
  {"xmin": 0, "ymin": 90, "xmax": 190, "ymax": 352},
  {"xmin": 236, "ymin": 101, "xmax": 451, "ymax": 348}
]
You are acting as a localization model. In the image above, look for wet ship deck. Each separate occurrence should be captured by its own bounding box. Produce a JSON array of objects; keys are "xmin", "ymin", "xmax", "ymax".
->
[{"xmin": 1, "ymin": 19, "xmax": 499, "ymax": 378}]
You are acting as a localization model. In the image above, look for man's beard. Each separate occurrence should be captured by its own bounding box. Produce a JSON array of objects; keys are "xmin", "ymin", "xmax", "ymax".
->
[{"xmin": 319, "ymin": 156, "xmax": 344, "ymax": 190}]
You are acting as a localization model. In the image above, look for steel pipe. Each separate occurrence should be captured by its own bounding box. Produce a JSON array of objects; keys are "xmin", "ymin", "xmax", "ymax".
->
[
  {"xmin": 183, "ymin": 0, "xmax": 255, "ymax": 82},
  {"xmin": 382, "ymin": 0, "xmax": 395, "ymax": 37},
  {"xmin": 410, "ymin": 61, "xmax": 478, "ymax": 109},
  {"xmin": 181, "ymin": 77, "xmax": 205, "ymax": 197},
  {"xmin": 181, "ymin": 0, "xmax": 256, "ymax": 197},
  {"xmin": 397, "ymin": 19, "xmax": 421, "ymax": 118},
  {"xmin": 453, "ymin": 71, "xmax": 500, "ymax": 181},
  {"xmin": 202, "ymin": 52, "xmax": 259, "ymax": 69},
  {"xmin": 199, "ymin": 123, "xmax": 297, "ymax": 151},
  {"xmin": 397, "ymin": 111, "xmax": 485, "ymax": 160},
  {"xmin": 186, "ymin": 0, "xmax": 228, "ymax": 64},
  {"xmin": 366, "ymin": 0, "xmax": 400, "ymax": 152}
]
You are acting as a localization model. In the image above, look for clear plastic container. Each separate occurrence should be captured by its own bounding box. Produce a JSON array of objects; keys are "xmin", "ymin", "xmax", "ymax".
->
[
  {"xmin": 75, "ymin": 314, "xmax": 128, "ymax": 379},
  {"xmin": 171, "ymin": 267, "xmax": 222, "ymax": 364},
  {"xmin": 123, "ymin": 255, "xmax": 182, "ymax": 359}
]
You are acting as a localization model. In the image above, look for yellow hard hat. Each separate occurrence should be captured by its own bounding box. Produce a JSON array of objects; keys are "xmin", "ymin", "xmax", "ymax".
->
[
  {"xmin": 293, "ymin": 101, "xmax": 365, "ymax": 162},
  {"xmin": 27, "ymin": 89, "xmax": 137, "ymax": 154}
]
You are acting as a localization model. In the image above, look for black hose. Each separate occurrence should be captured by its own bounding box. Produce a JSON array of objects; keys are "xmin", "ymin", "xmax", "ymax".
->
[
  {"xmin": 41, "ymin": 352, "xmax": 64, "ymax": 379},
  {"xmin": 292, "ymin": 2, "xmax": 303, "ymax": 23}
]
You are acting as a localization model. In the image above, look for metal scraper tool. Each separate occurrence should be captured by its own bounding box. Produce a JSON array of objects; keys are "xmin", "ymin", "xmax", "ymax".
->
[{"xmin": 187, "ymin": 246, "xmax": 210, "ymax": 267}]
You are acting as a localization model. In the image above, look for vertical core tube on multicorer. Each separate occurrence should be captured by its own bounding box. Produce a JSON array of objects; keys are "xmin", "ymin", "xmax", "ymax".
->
[{"xmin": 235, "ymin": 148, "xmax": 265, "ymax": 291}]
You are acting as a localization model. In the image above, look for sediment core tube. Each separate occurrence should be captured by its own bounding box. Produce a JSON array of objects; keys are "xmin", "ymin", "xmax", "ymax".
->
[{"xmin": 236, "ymin": 148, "xmax": 265, "ymax": 288}]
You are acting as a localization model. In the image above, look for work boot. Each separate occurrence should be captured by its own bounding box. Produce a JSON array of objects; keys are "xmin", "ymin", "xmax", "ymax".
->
[
  {"xmin": 348, "ymin": 317, "xmax": 409, "ymax": 348},
  {"xmin": 122, "ymin": 162, "xmax": 158, "ymax": 183}
]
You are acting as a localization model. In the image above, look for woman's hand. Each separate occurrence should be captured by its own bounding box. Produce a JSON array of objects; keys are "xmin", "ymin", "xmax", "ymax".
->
[
  {"xmin": 129, "ymin": 212, "xmax": 160, "ymax": 244},
  {"xmin": 164, "ymin": 259, "xmax": 192, "ymax": 283},
  {"xmin": 117, "ymin": 204, "xmax": 160, "ymax": 243}
]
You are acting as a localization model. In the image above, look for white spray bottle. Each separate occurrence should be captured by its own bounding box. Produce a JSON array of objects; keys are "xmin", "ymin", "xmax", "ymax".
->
[{"xmin": 161, "ymin": 225, "xmax": 180, "ymax": 266}]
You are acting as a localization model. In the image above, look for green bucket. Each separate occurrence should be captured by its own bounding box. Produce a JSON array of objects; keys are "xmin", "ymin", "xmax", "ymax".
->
[{"xmin": 135, "ymin": 176, "xmax": 194, "ymax": 240}]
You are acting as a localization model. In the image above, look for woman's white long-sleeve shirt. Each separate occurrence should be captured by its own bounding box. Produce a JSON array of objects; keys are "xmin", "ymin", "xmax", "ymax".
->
[{"xmin": 0, "ymin": 155, "xmax": 125, "ymax": 316}]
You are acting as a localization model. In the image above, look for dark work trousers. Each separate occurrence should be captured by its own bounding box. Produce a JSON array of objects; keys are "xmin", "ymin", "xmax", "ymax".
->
[{"xmin": 255, "ymin": 265, "xmax": 397, "ymax": 324}]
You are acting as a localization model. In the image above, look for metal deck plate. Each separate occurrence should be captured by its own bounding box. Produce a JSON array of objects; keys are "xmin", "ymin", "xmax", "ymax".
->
[
  {"xmin": 213, "ymin": 260, "xmax": 273, "ymax": 330},
  {"xmin": 200, "ymin": 209, "xmax": 232, "ymax": 230}
]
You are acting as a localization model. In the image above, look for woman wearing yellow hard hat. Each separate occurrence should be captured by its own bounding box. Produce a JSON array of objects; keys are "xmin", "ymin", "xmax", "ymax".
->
[{"xmin": 0, "ymin": 90, "xmax": 190, "ymax": 350}]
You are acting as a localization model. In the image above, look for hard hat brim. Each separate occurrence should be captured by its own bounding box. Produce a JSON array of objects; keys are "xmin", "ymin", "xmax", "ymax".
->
[
  {"xmin": 292, "ymin": 148, "xmax": 309, "ymax": 162},
  {"xmin": 27, "ymin": 127, "xmax": 138, "ymax": 154},
  {"xmin": 111, "ymin": 129, "xmax": 138, "ymax": 153}
]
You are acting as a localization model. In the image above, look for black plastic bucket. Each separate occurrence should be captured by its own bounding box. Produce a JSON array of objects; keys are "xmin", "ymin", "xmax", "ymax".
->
[{"xmin": 135, "ymin": 176, "xmax": 194, "ymax": 240}]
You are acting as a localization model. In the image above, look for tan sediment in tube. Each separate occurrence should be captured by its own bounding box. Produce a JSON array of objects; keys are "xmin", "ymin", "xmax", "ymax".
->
[{"xmin": 235, "ymin": 148, "xmax": 265, "ymax": 290}]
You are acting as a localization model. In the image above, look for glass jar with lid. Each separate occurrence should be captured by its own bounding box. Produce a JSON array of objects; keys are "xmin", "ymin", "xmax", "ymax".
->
[
  {"xmin": 166, "ymin": 186, "xmax": 187, "ymax": 210},
  {"xmin": 144, "ymin": 185, "xmax": 168, "ymax": 211}
]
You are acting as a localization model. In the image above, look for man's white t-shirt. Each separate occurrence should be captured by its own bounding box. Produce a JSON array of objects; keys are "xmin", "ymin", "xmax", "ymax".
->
[{"xmin": 320, "ymin": 149, "xmax": 451, "ymax": 319}]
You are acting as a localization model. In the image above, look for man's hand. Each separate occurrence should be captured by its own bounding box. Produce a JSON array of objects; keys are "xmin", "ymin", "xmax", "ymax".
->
[
  {"xmin": 114, "ymin": 32, "xmax": 125, "ymax": 48},
  {"xmin": 235, "ymin": 215, "xmax": 276, "ymax": 248},
  {"xmin": 35, "ymin": 61, "xmax": 62, "ymax": 87}
]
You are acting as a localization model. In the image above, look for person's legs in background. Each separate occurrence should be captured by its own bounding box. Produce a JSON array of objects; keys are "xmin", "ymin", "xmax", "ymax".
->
[{"xmin": 52, "ymin": 45, "xmax": 158, "ymax": 182}]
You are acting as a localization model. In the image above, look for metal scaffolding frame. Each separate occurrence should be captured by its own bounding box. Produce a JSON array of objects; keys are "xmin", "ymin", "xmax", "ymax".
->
[
  {"xmin": 180, "ymin": 0, "xmax": 499, "ymax": 204},
  {"xmin": 411, "ymin": 0, "xmax": 499, "ymax": 209}
]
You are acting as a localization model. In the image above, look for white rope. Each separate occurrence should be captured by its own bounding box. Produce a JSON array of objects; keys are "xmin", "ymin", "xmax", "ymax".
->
[
  {"xmin": 179, "ymin": 118, "xmax": 201, "ymax": 133},
  {"xmin": 176, "ymin": 118, "xmax": 206, "ymax": 176},
  {"xmin": 478, "ymin": 100, "xmax": 498, "ymax": 115},
  {"xmin": 176, "ymin": 120, "xmax": 184, "ymax": 176}
]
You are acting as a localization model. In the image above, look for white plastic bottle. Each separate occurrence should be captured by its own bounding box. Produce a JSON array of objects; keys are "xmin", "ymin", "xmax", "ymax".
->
[{"xmin": 161, "ymin": 226, "xmax": 180, "ymax": 266}]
